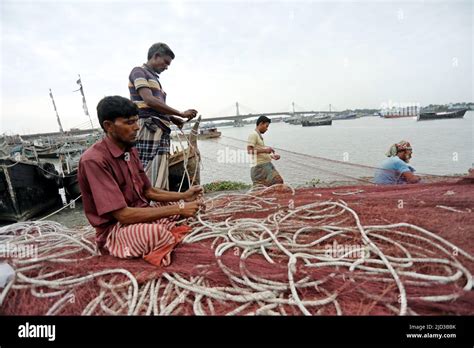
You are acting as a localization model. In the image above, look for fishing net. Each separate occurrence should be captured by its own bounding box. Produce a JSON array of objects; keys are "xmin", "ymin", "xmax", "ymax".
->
[
  {"xmin": 1, "ymin": 179, "xmax": 473, "ymax": 316},
  {"xmin": 194, "ymin": 134, "xmax": 463, "ymax": 187}
]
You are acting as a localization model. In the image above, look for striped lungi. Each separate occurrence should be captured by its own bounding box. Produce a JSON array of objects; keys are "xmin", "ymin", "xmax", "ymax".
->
[
  {"xmin": 104, "ymin": 202, "xmax": 187, "ymax": 266},
  {"xmin": 136, "ymin": 118, "xmax": 170, "ymax": 190}
]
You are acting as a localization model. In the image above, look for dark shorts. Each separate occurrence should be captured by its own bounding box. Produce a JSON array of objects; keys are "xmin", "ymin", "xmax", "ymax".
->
[{"xmin": 250, "ymin": 162, "xmax": 284, "ymax": 187}]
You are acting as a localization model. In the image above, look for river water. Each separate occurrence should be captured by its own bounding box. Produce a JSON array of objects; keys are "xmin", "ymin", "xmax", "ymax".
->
[
  {"xmin": 26, "ymin": 111, "xmax": 472, "ymax": 227},
  {"xmin": 193, "ymin": 111, "xmax": 473, "ymax": 185}
]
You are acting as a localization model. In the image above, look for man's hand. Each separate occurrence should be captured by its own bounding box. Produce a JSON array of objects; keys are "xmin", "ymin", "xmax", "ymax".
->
[
  {"xmin": 271, "ymin": 153, "xmax": 281, "ymax": 160},
  {"xmin": 179, "ymin": 201, "xmax": 200, "ymax": 218},
  {"xmin": 179, "ymin": 199, "xmax": 206, "ymax": 217},
  {"xmin": 171, "ymin": 117, "xmax": 185, "ymax": 129},
  {"xmin": 181, "ymin": 109, "xmax": 198, "ymax": 120},
  {"xmin": 182, "ymin": 185, "xmax": 203, "ymax": 202}
]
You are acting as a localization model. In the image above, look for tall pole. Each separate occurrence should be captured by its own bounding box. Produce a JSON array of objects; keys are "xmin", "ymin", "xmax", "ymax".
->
[
  {"xmin": 75, "ymin": 74, "xmax": 94, "ymax": 130},
  {"xmin": 49, "ymin": 89, "xmax": 64, "ymax": 133},
  {"xmin": 292, "ymin": 102, "xmax": 295, "ymax": 115},
  {"xmin": 236, "ymin": 102, "xmax": 240, "ymax": 116},
  {"xmin": 329, "ymin": 104, "xmax": 332, "ymax": 113}
]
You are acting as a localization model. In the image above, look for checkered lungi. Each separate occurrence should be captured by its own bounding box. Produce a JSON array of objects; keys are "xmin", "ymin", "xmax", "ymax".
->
[
  {"xmin": 136, "ymin": 118, "xmax": 170, "ymax": 190},
  {"xmin": 250, "ymin": 162, "xmax": 284, "ymax": 187}
]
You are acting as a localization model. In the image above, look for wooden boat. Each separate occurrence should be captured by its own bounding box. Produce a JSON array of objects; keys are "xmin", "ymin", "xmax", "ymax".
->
[
  {"xmin": 171, "ymin": 125, "xmax": 221, "ymax": 140},
  {"xmin": 10, "ymin": 144, "xmax": 38, "ymax": 160},
  {"xmin": 59, "ymin": 153, "xmax": 81, "ymax": 200},
  {"xmin": 35, "ymin": 144, "xmax": 62, "ymax": 158},
  {"xmin": 198, "ymin": 126, "xmax": 221, "ymax": 139},
  {"xmin": 168, "ymin": 116, "xmax": 201, "ymax": 192},
  {"xmin": 417, "ymin": 108, "xmax": 468, "ymax": 121},
  {"xmin": 0, "ymin": 159, "xmax": 61, "ymax": 222}
]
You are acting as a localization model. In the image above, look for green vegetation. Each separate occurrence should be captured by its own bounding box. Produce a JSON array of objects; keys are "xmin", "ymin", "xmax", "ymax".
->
[
  {"xmin": 305, "ymin": 178, "xmax": 321, "ymax": 187},
  {"xmin": 204, "ymin": 181, "xmax": 251, "ymax": 192}
]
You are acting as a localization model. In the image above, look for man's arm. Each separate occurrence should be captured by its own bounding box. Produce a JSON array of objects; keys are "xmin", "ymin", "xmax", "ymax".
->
[
  {"xmin": 143, "ymin": 186, "xmax": 203, "ymax": 202},
  {"xmin": 137, "ymin": 88, "xmax": 197, "ymax": 120},
  {"xmin": 401, "ymin": 171, "xmax": 421, "ymax": 183},
  {"xmin": 247, "ymin": 145, "xmax": 274, "ymax": 155},
  {"xmin": 111, "ymin": 201, "xmax": 200, "ymax": 225}
]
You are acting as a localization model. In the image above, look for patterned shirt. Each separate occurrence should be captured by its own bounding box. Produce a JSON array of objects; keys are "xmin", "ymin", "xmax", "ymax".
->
[{"xmin": 129, "ymin": 65, "xmax": 171, "ymax": 133}]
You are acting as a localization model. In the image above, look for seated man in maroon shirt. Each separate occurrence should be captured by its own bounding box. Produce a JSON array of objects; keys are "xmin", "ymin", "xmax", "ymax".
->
[{"xmin": 78, "ymin": 95, "xmax": 204, "ymax": 267}]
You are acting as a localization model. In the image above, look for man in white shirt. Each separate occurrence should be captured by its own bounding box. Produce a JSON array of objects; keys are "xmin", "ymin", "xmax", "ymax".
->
[{"xmin": 247, "ymin": 116, "xmax": 284, "ymax": 186}]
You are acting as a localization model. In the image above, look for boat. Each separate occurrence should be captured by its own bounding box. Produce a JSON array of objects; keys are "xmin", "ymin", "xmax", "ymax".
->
[
  {"xmin": 168, "ymin": 116, "xmax": 201, "ymax": 192},
  {"xmin": 284, "ymin": 116, "xmax": 302, "ymax": 125},
  {"xmin": 380, "ymin": 106, "xmax": 419, "ymax": 118},
  {"xmin": 198, "ymin": 126, "xmax": 221, "ymax": 139},
  {"xmin": 332, "ymin": 113, "xmax": 357, "ymax": 120},
  {"xmin": 0, "ymin": 158, "xmax": 62, "ymax": 222},
  {"xmin": 171, "ymin": 124, "xmax": 221, "ymax": 141},
  {"xmin": 417, "ymin": 108, "xmax": 468, "ymax": 121},
  {"xmin": 35, "ymin": 144, "xmax": 62, "ymax": 158},
  {"xmin": 59, "ymin": 153, "xmax": 81, "ymax": 200},
  {"xmin": 301, "ymin": 115, "xmax": 332, "ymax": 127},
  {"xmin": 10, "ymin": 144, "xmax": 38, "ymax": 160}
]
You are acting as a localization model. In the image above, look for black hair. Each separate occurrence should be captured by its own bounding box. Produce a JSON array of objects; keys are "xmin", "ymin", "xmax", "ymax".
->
[
  {"xmin": 256, "ymin": 115, "xmax": 271, "ymax": 126},
  {"xmin": 96, "ymin": 96, "xmax": 138, "ymax": 130},
  {"xmin": 147, "ymin": 42, "xmax": 175, "ymax": 60}
]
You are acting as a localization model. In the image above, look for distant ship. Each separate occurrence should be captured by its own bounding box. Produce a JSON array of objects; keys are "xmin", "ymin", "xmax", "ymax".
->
[
  {"xmin": 380, "ymin": 106, "xmax": 419, "ymax": 119},
  {"xmin": 332, "ymin": 113, "xmax": 357, "ymax": 120},
  {"xmin": 284, "ymin": 116, "xmax": 302, "ymax": 125},
  {"xmin": 417, "ymin": 108, "xmax": 468, "ymax": 121},
  {"xmin": 301, "ymin": 114, "xmax": 332, "ymax": 127}
]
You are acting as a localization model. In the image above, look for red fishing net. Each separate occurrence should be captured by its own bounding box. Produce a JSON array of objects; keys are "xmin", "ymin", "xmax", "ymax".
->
[{"xmin": 1, "ymin": 179, "xmax": 473, "ymax": 315}]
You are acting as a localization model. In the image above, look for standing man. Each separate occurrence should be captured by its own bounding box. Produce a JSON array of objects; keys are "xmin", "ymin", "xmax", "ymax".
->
[
  {"xmin": 374, "ymin": 140, "xmax": 421, "ymax": 184},
  {"xmin": 129, "ymin": 42, "xmax": 198, "ymax": 189},
  {"xmin": 247, "ymin": 116, "xmax": 284, "ymax": 186}
]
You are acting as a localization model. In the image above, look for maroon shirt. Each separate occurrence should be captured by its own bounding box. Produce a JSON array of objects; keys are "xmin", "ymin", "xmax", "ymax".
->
[{"xmin": 78, "ymin": 136, "xmax": 151, "ymax": 247}]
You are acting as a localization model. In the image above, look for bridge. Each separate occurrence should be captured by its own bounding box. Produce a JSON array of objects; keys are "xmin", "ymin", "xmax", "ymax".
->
[
  {"xmin": 200, "ymin": 110, "xmax": 328, "ymax": 123},
  {"xmin": 201, "ymin": 101, "xmax": 335, "ymax": 123},
  {"xmin": 19, "ymin": 102, "xmax": 337, "ymax": 139}
]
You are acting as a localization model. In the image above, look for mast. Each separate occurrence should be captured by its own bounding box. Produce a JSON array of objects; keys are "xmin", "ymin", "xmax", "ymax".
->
[
  {"xmin": 74, "ymin": 74, "xmax": 94, "ymax": 130},
  {"xmin": 49, "ymin": 89, "xmax": 64, "ymax": 133}
]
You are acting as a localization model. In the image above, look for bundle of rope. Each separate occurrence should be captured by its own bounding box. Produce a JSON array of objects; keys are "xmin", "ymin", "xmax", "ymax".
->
[{"xmin": 1, "ymin": 183, "xmax": 473, "ymax": 316}]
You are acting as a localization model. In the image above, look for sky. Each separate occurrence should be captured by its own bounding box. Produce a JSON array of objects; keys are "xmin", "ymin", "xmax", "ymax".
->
[{"xmin": 0, "ymin": 0, "xmax": 472, "ymax": 134}]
